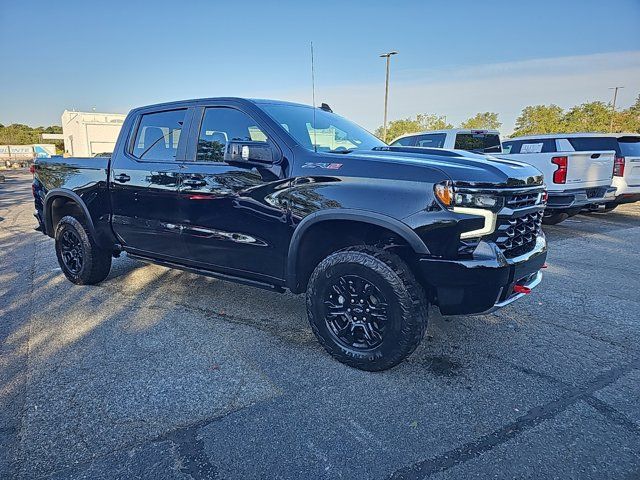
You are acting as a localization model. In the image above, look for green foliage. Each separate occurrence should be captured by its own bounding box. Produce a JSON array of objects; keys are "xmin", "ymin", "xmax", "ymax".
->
[
  {"xmin": 616, "ymin": 95, "xmax": 640, "ymax": 133},
  {"xmin": 460, "ymin": 112, "xmax": 502, "ymax": 130},
  {"xmin": 512, "ymin": 98, "xmax": 640, "ymax": 136},
  {"xmin": 512, "ymin": 105, "xmax": 566, "ymax": 136},
  {"xmin": 0, "ymin": 123, "xmax": 64, "ymax": 151},
  {"xmin": 563, "ymin": 101, "xmax": 611, "ymax": 132},
  {"xmin": 375, "ymin": 113, "xmax": 453, "ymax": 141}
]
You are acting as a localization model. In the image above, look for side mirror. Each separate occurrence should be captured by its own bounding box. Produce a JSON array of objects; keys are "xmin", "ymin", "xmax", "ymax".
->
[{"xmin": 227, "ymin": 141, "xmax": 275, "ymax": 165}]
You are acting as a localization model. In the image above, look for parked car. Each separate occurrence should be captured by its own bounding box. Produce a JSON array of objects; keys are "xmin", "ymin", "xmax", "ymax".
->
[
  {"xmin": 390, "ymin": 129, "xmax": 502, "ymax": 154},
  {"xmin": 500, "ymin": 134, "xmax": 617, "ymax": 224},
  {"xmin": 32, "ymin": 98, "xmax": 547, "ymax": 371}
]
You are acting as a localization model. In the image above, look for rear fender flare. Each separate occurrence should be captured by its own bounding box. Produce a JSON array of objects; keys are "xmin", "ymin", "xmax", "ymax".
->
[{"xmin": 44, "ymin": 189, "xmax": 97, "ymax": 239}]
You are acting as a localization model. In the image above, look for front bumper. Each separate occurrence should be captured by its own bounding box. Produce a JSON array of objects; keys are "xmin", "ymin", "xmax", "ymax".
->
[
  {"xmin": 417, "ymin": 234, "xmax": 547, "ymax": 315},
  {"xmin": 547, "ymin": 186, "xmax": 616, "ymax": 210}
]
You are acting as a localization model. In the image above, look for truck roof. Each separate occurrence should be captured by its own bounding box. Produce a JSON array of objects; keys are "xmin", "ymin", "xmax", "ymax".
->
[
  {"xmin": 129, "ymin": 97, "xmax": 314, "ymax": 112},
  {"xmin": 505, "ymin": 132, "xmax": 640, "ymax": 141}
]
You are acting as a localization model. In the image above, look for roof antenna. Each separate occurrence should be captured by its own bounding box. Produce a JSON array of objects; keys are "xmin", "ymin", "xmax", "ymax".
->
[{"xmin": 311, "ymin": 41, "xmax": 317, "ymax": 153}]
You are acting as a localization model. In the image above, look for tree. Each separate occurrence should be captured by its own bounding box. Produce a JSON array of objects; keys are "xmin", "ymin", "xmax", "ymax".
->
[
  {"xmin": 375, "ymin": 113, "xmax": 453, "ymax": 141},
  {"xmin": 460, "ymin": 112, "xmax": 502, "ymax": 130},
  {"xmin": 563, "ymin": 101, "xmax": 611, "ymax": 133},
  {"xmin": 0, "ymin": 123, "xmax": 64, "ymax": 152},
  {"xmin": 512, "ymin": 105, "xmax": 566, "ymax": 136},
  {"xmin": 616, "ymin": 95, "xmax": 640, "ymax": 133}
]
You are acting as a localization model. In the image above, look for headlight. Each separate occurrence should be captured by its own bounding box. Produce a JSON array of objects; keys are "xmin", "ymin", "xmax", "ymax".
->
[
  {"xmin": 454, "ymin": 192, "xmax": 498, "ymax": 208},
  {"xmin": 434, "ymin": 182, "xmax": 499, "ymax": 209},
  {"xmin": 433, "ymin": 182, "xmax": 499, "ymax": 239}
]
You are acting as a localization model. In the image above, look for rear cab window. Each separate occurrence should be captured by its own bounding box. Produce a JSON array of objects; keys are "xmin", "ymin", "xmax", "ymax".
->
[
  {"xmin": 567, "ymin": 137, "xmax": 620, "ymax": 154},
  {"xmin": 454, "ymin": 132, "xmax": 501, "ymax": 153},
  {"xmin": 131, "ymin": 109, "xmax": 186, "ymax": 161},
  {"xmin": 618, "ymin": 136, "xmax": 640, "ymax": 156}
]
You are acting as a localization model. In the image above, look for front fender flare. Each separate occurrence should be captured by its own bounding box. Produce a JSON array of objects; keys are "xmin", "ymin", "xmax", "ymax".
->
[{"xmin": 285, "ymin": 209, "xmax": 430, "ymax": 292}]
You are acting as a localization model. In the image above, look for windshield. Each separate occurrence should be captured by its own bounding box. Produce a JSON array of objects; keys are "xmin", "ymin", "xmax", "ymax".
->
[{"xmin": 260, "ymin": 104, "xmax": 385, "ymax": 152}]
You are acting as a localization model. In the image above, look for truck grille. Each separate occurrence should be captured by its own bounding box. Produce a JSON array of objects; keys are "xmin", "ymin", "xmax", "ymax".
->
[
  {"xmin": 505, "ymin": 192, "xmax": 540, "ymax": 209},
  {"xmin": 494, "ymin": 211, "xmax": 543, "ymax": 258}
]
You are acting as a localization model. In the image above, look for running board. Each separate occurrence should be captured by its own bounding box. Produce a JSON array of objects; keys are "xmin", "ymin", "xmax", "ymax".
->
[{"xmin": 126, "ymin": 253, "xmax": 286, "ymax": 293}]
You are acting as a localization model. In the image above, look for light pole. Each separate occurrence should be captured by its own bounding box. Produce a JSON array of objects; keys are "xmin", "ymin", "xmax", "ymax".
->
[
  {"xmin": 609, "ymin": 86, "xmax": 624, "ymax": 132},
  {"xmin": 380, "ymin": 51, "xmax": 398, "ymax": 142}
]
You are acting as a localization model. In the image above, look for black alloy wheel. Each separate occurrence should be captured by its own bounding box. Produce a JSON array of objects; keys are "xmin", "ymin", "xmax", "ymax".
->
[
  {"xmin": 59, "ymin": 229, "xmax": 84, "ymax": 275},
  {"xmin": 323, "ymin": 274, "xmax": 388, "ymax": 351}
]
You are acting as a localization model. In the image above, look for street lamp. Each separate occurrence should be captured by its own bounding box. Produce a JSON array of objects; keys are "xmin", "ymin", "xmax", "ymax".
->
[
  {"xmin": 609, "ymin": 86, "xmax": 624, "ymax": 132},
  {"xmin": 380, "ymin": 51, "xmax": 398, "ymax": 142}
]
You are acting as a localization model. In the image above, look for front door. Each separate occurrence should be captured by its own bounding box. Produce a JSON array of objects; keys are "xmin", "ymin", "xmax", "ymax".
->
[
  {"xmin": 110, "ymin": 108, "xmax": 187, "ymax": 260},
  {"xmin": 176, "ymin": 105, "xmax": 290, "ymax": 281}
]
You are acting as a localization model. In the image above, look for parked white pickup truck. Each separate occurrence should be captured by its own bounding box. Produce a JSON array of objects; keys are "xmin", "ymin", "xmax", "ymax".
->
[
  {"xmin": 501, "ymin": 134, "xmax": 617, "ymax": 224},
  {"xmin": 390, "ymin": 129, "xmax": 502, "ymax": 154}
]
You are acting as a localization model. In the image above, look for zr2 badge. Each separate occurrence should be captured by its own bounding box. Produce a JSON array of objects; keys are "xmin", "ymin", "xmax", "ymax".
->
[{"xmin": 301, "ymin": 163, "xmax": 343, "ymax": 170}]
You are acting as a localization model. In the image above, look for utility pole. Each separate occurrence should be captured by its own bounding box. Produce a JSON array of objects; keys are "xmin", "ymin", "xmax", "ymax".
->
[
  {"xmin": 380, "ymin": 51, "xmax": 398, "ymax": 142},
  {"xmin": 609, "ymin": 86, "xmax": 624, "ymax": 132}
]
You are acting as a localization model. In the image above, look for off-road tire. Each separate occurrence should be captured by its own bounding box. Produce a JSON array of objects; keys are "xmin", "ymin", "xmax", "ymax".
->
[
  {"xmin": 306, "ymin": 246, "xmax": 428, "ymax": 371},
  {"xmin": 55, "ymin": 215, "xmax": 112, "ymax": 285},
  {"xmin": 542, "ymin": 212, "xmax": 569, "ymax": 225}
]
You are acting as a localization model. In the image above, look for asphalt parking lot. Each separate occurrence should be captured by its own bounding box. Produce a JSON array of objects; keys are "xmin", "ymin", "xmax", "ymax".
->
[{"xmin": 1, "ymin": 170, "xmax": 639, "ymax": 480}]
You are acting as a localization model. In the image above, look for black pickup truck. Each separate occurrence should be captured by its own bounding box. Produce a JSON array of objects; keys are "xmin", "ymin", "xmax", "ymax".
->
[{"xmin": 33, "ymin": 98, "xmax": 547, "ymax": 370}]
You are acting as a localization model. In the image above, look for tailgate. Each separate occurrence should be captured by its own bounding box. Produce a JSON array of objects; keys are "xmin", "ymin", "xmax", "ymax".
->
[
  {"xmin": 624, "ymin": 156, "xmax": 640, "ymax": 186},
  {"xmin": 565, "ymin": 151, "xmax": 614, "ymax": 188}
]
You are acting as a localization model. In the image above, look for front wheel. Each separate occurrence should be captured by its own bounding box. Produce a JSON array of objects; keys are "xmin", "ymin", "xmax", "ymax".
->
[
  {"xmin": 306, "ymin": 246, "xmax": 428, "ymax": 371},
  {"xmin": 55, "ymin": 216, "xmax": 112, "ymax": 285}
]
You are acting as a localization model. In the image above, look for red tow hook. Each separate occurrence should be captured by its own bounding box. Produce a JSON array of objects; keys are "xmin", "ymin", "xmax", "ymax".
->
[
  {"xmin": 542, "ymin": 263, "xmax": 548, "ymax": 269},
  {"xmin": 513, "ymin": 284, "xmax": 532, "ymax": 295}
]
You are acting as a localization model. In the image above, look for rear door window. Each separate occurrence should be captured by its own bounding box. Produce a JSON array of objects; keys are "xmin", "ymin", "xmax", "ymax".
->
[
  {"xmin": 454, "ymin": 133, "xmax": 501, "ymax": 153},
  {"xmin": 131, "ymin": 109, "xmax": 186, "ymax": 161},
  {"xmin": 414, "ymin": 133, "xmax": 446, "ymax": 148},
  {"xmin": 390, "ymin": 136, "xmax": 417, "ymax": 146}
]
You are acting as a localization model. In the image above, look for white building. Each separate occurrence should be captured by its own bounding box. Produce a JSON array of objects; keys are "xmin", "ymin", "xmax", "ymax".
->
[{"xmin": 61, "ymin": 110, "xmax": 126, "ymax": 157}]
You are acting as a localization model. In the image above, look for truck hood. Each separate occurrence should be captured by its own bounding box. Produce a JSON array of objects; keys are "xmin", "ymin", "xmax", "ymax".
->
[{"xmin": 355, "ymin": 147, "xmax": 544, "ymax": 188}]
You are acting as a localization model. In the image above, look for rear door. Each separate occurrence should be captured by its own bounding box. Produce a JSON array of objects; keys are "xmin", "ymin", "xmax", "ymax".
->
[
  {"xmin": 110, "ymin": 108, "xmax": 190, "ymax": 259},
  {"xmin": 175, "ymin": 102, "xmax": 291, "ymax": 281}
]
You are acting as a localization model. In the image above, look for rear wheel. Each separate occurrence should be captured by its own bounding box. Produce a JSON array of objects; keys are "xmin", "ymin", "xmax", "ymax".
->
[
  {"xmin": 55, "ymin": 216, "xmax": 112, "ymax": 285},
  {"xmin": 306, "ymin": 246, "xmax": 427, "ymax": 371}
]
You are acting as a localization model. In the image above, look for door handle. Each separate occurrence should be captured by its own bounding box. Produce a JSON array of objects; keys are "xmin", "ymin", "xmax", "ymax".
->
[
  {"xmin": 182, "ymin": 178, "xmax": 207, "ymax": 187},
  {"xmin": 114, "ymin": 173, "xmax": 131, "ymax": 183}
]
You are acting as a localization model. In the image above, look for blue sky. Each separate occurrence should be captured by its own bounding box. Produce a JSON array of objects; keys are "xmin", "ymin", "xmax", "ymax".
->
[{"xmin": 1, "ymin": 0, "xmax": 639, "ymax": 133}]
